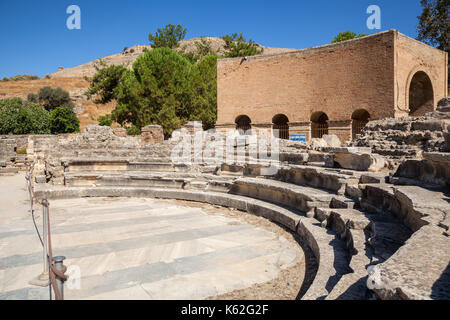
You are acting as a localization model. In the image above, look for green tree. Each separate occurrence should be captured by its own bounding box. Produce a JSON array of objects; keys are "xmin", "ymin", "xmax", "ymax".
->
[
  {"xmin": 417, "ymin": 0, "xmax": 449, "ymax": 51},
  {"xmin": 35, "ymin": 86, "xmax": 75, "ymax": 111},
  {"xmin": 331, "ymin": 31, "xmax": 368, "ymax": 43},
  {"xmin": 85, "ymin": 60, "xmax": 128, "ymax": 104},
  {"xmin": 221, "ymin": 33, "xmax": 264, "ymax": 58},
  {"xmin": 148, "ymin": 24, "xmax": 187, "ymax": 49},
  {"xmin": 24, "ymin": 103, "xmax": 51, "ymax": 134},
  {"xmin": 114, "ymin": 48, "xmax": 191, "ymax": 136},
  {"xmin": 0, "ymin": 98, "xmax": 24, "ymax": 134},
  {"xmin": 0, "ymin": 98, "xmax": 50, "ymax": 134},
  {"xmin": 49, "ymin": 107, "xmax": 80, "ymax": 134},
  {"xmin": 188, "ymin": 55, "xmax": 217, "ymax": 130}
]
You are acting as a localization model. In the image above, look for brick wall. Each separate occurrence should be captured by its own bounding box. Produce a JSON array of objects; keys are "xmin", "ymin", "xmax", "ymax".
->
[
  {"xmin": 217, "ymin": 30, "xmax": 447, "ymax": 142},
  {"xmin": 394, "ymin": 32, "xmax": 448, "ymax": 117}
]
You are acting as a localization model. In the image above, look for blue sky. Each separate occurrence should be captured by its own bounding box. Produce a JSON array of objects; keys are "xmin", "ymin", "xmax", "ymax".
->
[{"xmin": 0, "ymin": 0, "xmax": 424, "ymax": 78}]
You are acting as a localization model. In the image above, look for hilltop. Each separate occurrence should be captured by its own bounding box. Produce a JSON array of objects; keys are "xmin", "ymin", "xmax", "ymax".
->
[{"xmin": 49, "ymin": 37, "xmax": 296, "ymax": 79}]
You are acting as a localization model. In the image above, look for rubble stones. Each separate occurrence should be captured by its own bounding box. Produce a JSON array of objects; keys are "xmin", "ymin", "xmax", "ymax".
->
[{"xmin": 322, "ymin": 134, "xmax": 342, "ymax": 148}]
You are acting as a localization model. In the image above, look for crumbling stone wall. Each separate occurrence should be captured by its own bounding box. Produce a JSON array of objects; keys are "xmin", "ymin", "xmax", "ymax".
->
[
  {"xmin": 349, "ymin": 97, "xmax": 450, "ymax": 159},
  {"xmin": 29, "ymin": 125, "xmax": 175, "ymax": 184}
]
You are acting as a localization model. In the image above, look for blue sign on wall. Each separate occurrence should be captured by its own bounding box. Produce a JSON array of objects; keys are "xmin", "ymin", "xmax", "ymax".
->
[{"xmin": 290, "ymin": 134, "xmax": 306, "ymax": 142}]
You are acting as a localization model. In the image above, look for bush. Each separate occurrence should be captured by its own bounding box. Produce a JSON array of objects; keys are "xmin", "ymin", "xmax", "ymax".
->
[
  {"xmin": 221, "ymin": 33, "xmax": 263, "ymax": 58},
  {"xmin": 49, "ymin": 107, "xmax": 80, "ymax": 134},
  {"xmin": 36, "ymin": 87, "xmax": 74, "ymax": 111},
  {"xmin": 1, "ymin": 75, "xmax": 39, "ymax": 81},
  {"xmin": 0, "ymin": 98, "xmax": 50, "ymax": 134},
  {"xmin": 97, "ymin": 114, "xmax": 113, "ymax": 126},
  {"xmin": 126, "ymin": 125, "xmax": 141, "ymax": 136},
  {"xmin": 16, "ymin": 148, "xmax": 27, "ymax": 155}
]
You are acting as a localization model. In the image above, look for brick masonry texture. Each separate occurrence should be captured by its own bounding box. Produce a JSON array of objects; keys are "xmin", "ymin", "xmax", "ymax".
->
[{"xmin": 217, "ymin": 30, "xmax": 448, "ymax": 142}]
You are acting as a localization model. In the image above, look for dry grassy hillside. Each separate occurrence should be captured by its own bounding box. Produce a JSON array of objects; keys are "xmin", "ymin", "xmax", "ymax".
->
[
  {"xmin": 0, "ymin": 37, "xmax": 296, "ymax": 129},
  {"xmin": 0, "ymin": 78, "xmax": 115, "ymax": 129}
]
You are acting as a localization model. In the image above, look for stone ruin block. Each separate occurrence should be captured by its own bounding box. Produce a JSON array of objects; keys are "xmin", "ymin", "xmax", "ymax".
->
[
  {"xmin": 141, "ymin": 125, "xmax": 164, "ymax": 145},
  {"xmin": 437, "ymin": 97, "xmax": 450, "ymax": 113},
  {"xmin": 112, "ymin": 128, "xmax": 127, "ymax": 137},
  {"xmin": 331, "ymin": 147, "xmax": 387, "ymax": 172},
  {"xmin": 0, "ymin": 139, "xmax": 16, "ymax": 163}
]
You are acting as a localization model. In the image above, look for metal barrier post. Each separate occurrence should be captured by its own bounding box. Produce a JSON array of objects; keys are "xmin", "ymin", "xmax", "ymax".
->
[
  {"xmin": 42, "ymin": 198, "xmax": 49, "ymax": 278},
  {"xmin": 29, "ymin": 198, "xmax": 50, "ymax": 287},
  {"xmin": 52, "ymin": 256, "xmax": 66, "ymax": 300}
]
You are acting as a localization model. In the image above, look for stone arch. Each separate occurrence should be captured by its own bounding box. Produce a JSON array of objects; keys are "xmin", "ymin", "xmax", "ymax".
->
[
  {"xmin": 235, "ymin": 115, "xmax": 252, "ymax": 135},
  {"xmin": 272, "ymin": 114, "xmax": 289, "ymax": 139},
  {"xmin": 310, "ymin": 112, "xmax": 328, "ymax": 139},
  {"xmin": 407, "ymin": 70, "xmax": 434, "ymax": 116},
  {"xmin": 351, "ymin": 109, "xmax": 370, "ymax": 140}
]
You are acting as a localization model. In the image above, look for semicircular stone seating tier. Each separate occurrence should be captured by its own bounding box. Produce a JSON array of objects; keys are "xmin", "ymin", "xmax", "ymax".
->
[
  {"xmin": 28, "ymin": 123, "xmax": 450, "ymax": 299},
  {"xmin": 29, "ymin": 128, "xmax": 450, "ymax": 300}
]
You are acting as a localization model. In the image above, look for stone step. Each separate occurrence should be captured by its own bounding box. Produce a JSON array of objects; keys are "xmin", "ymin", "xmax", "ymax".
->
[
  {"xmin": 61, "ymin": 158, "xmax": 190, "ymax": 173},
  {"xmin": 368, "ymin": 225, "xmax": 450, "ymax": 300},
  {"xmin": 230, "ymin": 177, "xmax": 336, "ymax": 212},
  {"xmin": 63, "ymin": 171, "xmax": 235, "ymax": 192},
  {"xmin": 361, "ymin": 183, "xmax": 449, "ymax": 232},
  {"xmin": 325, "ymin": 272, "xmax": 368, "ymax": 300},
  {"xmin": 275, "ymin": 165, "xmax": 359, "ymax": 194},
  {"xmin": 368, "ymin": 221, "xmax": 412, "ymax": 261}
]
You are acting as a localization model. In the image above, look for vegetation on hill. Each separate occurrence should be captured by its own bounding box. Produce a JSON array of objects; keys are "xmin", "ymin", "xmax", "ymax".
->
[
  {"xmin": 85, "ymin": 60, "xmax": 127, "ymax": 104},
  {"xmin": 0, "ymin": 87, "xmax": 80, "ymax": 134},
  {"xmin": 27, "ymin": 86, "xmax": 75, "ymax": 111},
  {"xmin": 221, "ymin": 33, "xmax": 264, "ymax": 57},
  {"xmin": 149, "ymin": 24, "xmax": 187, "ymax": 49},
  {"xmin": 331, "ymin": 31, "xmax": 368, "ymax": 43},
  {"xmin": 1, "ymin": 75, "xmax": 39, "ymax": 81},
  {"xmin": 87, "ymin": 24, "xmax": 264, "ymax": 136}
]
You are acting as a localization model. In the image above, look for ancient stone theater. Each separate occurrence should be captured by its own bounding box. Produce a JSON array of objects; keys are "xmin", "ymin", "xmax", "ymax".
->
[{"xmin": 216, "ymin": 30, "xmax": 448, "ymax": 142}]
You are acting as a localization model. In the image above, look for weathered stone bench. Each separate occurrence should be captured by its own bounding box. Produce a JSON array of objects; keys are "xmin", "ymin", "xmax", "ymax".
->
[
  {"xmin": 230, "ymin": 177, "xmax": 335, "ymax": 212},
  {"xmin": 275, "ymin": 165, "xmax": 356, "ymax": 194}
]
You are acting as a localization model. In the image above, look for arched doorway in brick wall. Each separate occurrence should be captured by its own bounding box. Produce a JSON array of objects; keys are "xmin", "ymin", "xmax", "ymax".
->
[
  {"xmin": 408, "ymin": 71, "xmax": 434, "ymax": 116},
  {"xmin": 235, "ymin": 115, "xmax": 252, "ymax": 135},
  {"xmin": 311, "ymin": 112, "xmax": 329, "ymax": 138},
  {"xmin": 272, "ymin": 114, "xmax": 289, "ymax": 139},
  {"xmin": 351, "ymin": 109, "xmax": 370, "ymax": 139}
]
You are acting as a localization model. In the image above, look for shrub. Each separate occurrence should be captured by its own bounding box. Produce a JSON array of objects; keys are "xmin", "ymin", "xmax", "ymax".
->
[
  {"xmin": 126, "ymin": 125, "xmax": 141, "ymax": 136},
  {"xmin": 16, "ymin": 148, "xmax": 27, "ymax": 155},
  {"xmin": 36, "ymin": 86, "xmax": 74, "ymax": 111},
  {"xmin": 97, "ymin": 114, "xmax": 113, "ymax": 126},
  {"xmin": 0, "ymin": 98, "xmax": 50, "ymax": 134},
  {"xmin": 221, "ymin": 33, "xmax": 264, "ymax": 58},
  {"xmin": 1, "ymin": 75, "xmax": 39, "ymax": 81},
  {"xmin": 49, "ymin": 107, "xmax": 80, "ymax": 134}
]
